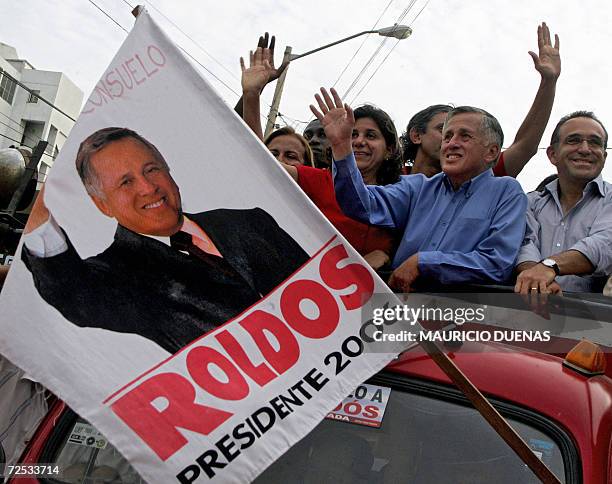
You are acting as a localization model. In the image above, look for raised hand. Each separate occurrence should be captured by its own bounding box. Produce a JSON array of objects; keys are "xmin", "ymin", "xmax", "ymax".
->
[
  {"xmin": 528, "ymin": 22, "xmax": 560, "ymax": 81},
  {"xmin": 240, "ymin": 47, "xmax": 272, "ymax": 95},
  {"xmin": 258, "ymin": 32, "xmax": 289, "ymax": 84},
  {"xmin": 309, "ymin": 87, "xmax": 354, "ymax": 159}
]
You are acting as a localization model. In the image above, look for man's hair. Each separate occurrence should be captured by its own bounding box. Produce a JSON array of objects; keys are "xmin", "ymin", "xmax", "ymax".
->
[
  {"xmin": 445, "ymin": 106, "xmax": 504, "ymax": 149},
  {"xmin": 76, "ymin": 127, "xmax": 168, "ymax": 198},
  {"xmin": 353, "ymin": 104, "xmax": 402, "ymax": 185},
  {"xmin": 400, "ymin": 104, "xmax": 453, "ymax": 164},
  {"xmin": 264, "ymin": 126, "xmax": 315, "ymax": 167},
  {"xmin": 549, "ymin": 111, "xmax": 609, "ymax": 148}
]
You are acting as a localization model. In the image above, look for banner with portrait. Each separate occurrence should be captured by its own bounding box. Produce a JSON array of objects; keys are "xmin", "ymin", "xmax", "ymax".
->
[{"xmin": 0, "ymin": 10, "xmax": 412, "ymax": 483}]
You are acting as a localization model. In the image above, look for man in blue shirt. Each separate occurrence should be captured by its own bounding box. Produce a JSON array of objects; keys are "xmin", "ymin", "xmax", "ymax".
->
[{"xmin": 310, "ymin": 88, "xmax": 527, "ymax": 292}]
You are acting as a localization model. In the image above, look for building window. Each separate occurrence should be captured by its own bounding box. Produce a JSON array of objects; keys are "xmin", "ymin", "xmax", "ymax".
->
[
  {"xmin": 0, "ymin": 71, "xmax": 17, "ymax": 105},
  {"xmin": 27, "ymin": 90, "xmax": 40, "ymax": 103}
]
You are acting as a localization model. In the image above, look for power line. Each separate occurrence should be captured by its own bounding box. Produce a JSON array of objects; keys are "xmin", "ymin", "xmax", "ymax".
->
[
  {"xmin": 0, "ymin": 132, "xmax": 56, "ymax": 161},
  {"xmin": 340, "ymin": 0, "xmax": 418, "ymax": 101},
  {"xmin": 0, "ymin": 110, "xmax": 23, "ymax": 129},
  {"xmin": 88, "ymin": 0, "xmax": 129, "ymax": 33},
  {"xmin": 331, "ymin": 0, "xmax": 394, "ymax": 90},
  {"xmin": 0, "ymin": 119, "xmax": 40, "ymax": 146},
  {"xmin": 348, "ymin": 39, "xmax": 401, "ymax": 105},
  {"xmin": 347, "ymin": 0, "xmax": 422, "ymax": 105},
  {"xmin": 0, "ymin": 132, "xmax": 24, "ymax": 146},
  {"xmin": 411, "ymin": 0, "xmax": 432, "ymax": 24},
  {"xmin": 94, "ymin": 2, "xmax": 243, "ymax": 100},
  {"xmin": 341, "ymin": 37, "xmax": 388, "ymax": 100},
  {"xmin": 0, "ymin": 70, "xmax": 77, "ymax": 122},
  {"xmin": 143, "ymin": 0, "xmax": 240, "ymax": 84}
]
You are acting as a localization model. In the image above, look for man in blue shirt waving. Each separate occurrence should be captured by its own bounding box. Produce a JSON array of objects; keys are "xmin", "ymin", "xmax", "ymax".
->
[{"xmin": 310, "ymin": 88, "xmax": 527, "ymax": 292}]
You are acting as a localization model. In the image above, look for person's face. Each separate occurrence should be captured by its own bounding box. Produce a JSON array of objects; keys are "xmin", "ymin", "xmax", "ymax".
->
[
  {"xmin": 89, "ymin": 137, "xmax": 182, "ymax": 236},
  {"xmin": 412, "ymin": 111, "xmax": 447, "ymax": 164},
  {"xmin": 547, "ymin": 117, "xmax": 607, "ymax": 184},
  {"xmin": 303, "ymin": 119, "xmax": 330, "ymax": 167},
  {"xmin": 441, "ymin": 112, "xmax": 499, "ymax": 186},
  {"xmin": 267, "ymin": 134, "xmax": 307, "ymax": 167},
  {"xmin": 352, "ymin": 117, "xmax": 391, "ymax": 181}
]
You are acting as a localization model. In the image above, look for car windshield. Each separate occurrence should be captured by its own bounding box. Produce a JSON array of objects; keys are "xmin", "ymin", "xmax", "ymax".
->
[
  {"xmin": 255, "ymin": 377, "xmax": 569, "ymax": 483},
  {"xmin": 44, "ymin": 376, "xmax": 571, "ymax": 484}
]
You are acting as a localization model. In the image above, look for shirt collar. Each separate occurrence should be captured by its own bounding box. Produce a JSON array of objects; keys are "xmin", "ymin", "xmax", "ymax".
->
[
  {"xmin": 589, "ymin": 175, "xmax": 606, "ymax": 197},
  {"xmin": 442, "ymin": 168, "xmax": 493, "ymax": 197},
  {"xmin": 133, "ymin": 214, "xmax": 196, "ymax": 247},
  {"xmin": 545, "ymin": 175, "xmax": 606, "ymax": 198}
]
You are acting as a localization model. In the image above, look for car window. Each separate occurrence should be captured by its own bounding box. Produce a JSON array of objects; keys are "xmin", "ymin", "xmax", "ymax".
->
[
  {"xmin": 42, "ymin": 417, "xmax": 144, "ymax": 484},
  {"xmin": 39, "ymin": 376, "xmax": 575, "ymax": 484},
  {"xmin": 256, "ymin": 376, "xmax": 574, "ymax": 484}
]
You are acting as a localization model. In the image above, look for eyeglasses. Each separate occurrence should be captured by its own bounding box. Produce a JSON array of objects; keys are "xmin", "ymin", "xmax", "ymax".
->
[{"xmin": 564, "ymin": 134, "xmax": 606, "ymax": 150}]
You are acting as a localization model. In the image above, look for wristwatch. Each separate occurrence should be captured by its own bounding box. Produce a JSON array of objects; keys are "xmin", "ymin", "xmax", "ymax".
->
[{"xmin": 540, "ymin": 258, "xmax": 560, "ymax": 276}]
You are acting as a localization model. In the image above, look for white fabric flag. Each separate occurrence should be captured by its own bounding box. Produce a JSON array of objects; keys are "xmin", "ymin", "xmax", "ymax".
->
[{"xmin": 0, "ymin": 11, "xmax": 412, "ymax": 483}]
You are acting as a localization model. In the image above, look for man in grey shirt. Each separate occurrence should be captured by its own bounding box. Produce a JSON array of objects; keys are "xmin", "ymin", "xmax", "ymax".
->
[{"xmin": 515, "ymin": 111, "xmax": 612, "ymax": 294}]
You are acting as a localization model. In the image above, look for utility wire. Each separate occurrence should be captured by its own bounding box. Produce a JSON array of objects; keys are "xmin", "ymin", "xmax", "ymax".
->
[
  {"xmin": 347, "ymin": 0, "xmax": 423, "ymax": 105},
  {"xmin": 0, "ymin": 110, "xmax": 23, "ymax": 129},
  {"xmin": 0, "ymin": 132, "xmax": 24, "ymax": 146},
  {"xmin": 0, "ymin": 132, "xmax": 55, "ymax": 161},
  {"xmin": 331, "ymin": 0, "xmax": 394, "ymax": 90},
  {"xmin": 88, "ymin": 0, "xmax": 129, "ymax": 33},
  {"xmin": 143, "ymin": 0, "xmax": 241, "ymax": 83},
  {"xmin": 103, "ymin": 1, "xmax": 243, "ymax": 99},
  {"xmin": 411, "ymin": 0, "xmax": 431, "ymax": 24},
  {"xmin": 0, "ymin": 70, "xmax": 76, "ymax": 122},
  {"xmin": 0, "ymin": 119, "xmax": 40, "ymax": 146}
]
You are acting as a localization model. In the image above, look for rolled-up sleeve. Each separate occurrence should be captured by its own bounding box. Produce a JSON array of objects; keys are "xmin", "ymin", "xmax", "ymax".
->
[
  {"xmin": 516, "ymin": 202, "xmax": 542, "ymax": 265},
  {"xmin": 569, "ymin": 204, "xmax": 612, "ymax": 275}
]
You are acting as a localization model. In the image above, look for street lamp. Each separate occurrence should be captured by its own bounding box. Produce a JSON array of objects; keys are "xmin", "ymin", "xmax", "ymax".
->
[{"xmin": 264, "ymin": 24, "xmax": 413, "ymax": 137}]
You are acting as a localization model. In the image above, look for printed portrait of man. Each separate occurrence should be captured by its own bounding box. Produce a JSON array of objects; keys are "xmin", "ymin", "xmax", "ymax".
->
[{"xmin": 22, "ymin": 127, "xmax": 310, "ymax": 353}]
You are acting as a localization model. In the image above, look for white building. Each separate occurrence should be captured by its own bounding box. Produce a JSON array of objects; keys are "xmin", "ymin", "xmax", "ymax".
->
[{"xmin": 0, "ymin": 42, "xmax": 83, "ymax": 184}]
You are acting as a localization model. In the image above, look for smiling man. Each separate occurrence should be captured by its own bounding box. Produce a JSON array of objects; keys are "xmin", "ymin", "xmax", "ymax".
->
[
  {"xmin": 21, "ymin": 127, "xmax": 309, "ymax": 353},
  {"xmin": 312, "ymin": 89, "xmax": 527, "ymax": 292},
  {"xmin": 515, "ymin": 112, "xmax": 612, "ymax": 294}
]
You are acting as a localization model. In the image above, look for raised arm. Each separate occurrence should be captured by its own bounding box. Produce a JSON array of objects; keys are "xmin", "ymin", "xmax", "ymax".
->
[
  {"xmin": 234, "ymin": 33, "xmax": 289, "ymax": 119},
  {"xmin": 240, "ymin": 47, "xmax": 271, "ymax": 140},
  {"xmin": 502, "ymin": 22, "xmax": 560, "ymax": 177},
  {"xmin": 309, "ymin": 87, "xmax": 354, "ymax": 160}
]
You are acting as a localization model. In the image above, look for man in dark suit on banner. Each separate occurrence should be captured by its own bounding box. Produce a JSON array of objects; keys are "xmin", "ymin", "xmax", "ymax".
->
[{"xmin": 22, "ymin": 127, "xmax": 310, "ymax": 353}]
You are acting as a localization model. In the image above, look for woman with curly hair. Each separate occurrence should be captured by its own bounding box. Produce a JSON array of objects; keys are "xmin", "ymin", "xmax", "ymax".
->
[
  {"xmin": 281, "ymin": 104, "xmax": 402, "ymax": 270},
  {"xmin": 240, "ymin": 45, "xmax": 401, "ymax": 270}
]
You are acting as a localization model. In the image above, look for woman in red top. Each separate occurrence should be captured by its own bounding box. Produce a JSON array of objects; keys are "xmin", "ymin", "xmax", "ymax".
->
[
  {"xmin": 240, "ymin": 45, "xmax": 400, "ymax": 269},
  {"xmin": 285, "ymin": 105, "xmax": 401, "ymax": 269}
]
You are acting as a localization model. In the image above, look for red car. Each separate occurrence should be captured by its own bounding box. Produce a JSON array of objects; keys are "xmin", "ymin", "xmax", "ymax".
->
[{"xmin": 7, "ymin": 338, "xmax": 611, "ymax": 484}]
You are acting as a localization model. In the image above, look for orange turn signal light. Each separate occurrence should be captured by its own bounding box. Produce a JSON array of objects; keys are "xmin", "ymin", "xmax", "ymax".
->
[{"xmin": 563, "ymin": 339, "xmax": 606, "ymax": 376}]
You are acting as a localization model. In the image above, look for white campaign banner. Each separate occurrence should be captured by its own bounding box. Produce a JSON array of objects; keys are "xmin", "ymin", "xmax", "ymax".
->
[{"xmin": 0, "ymin": 10, "xmax": 411, "ymax": 484}]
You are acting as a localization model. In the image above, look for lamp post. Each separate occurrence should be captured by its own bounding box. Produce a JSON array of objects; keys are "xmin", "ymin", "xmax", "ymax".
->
[{"xmin": 264, "ymin": 24, "xmax": 412, "ymax": 137}]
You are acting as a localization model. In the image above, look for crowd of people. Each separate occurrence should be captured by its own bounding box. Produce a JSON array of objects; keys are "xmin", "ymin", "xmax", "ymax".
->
[{"xmin": 238, "ymin": 23, "xmax": 612, "ymax": 297}]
